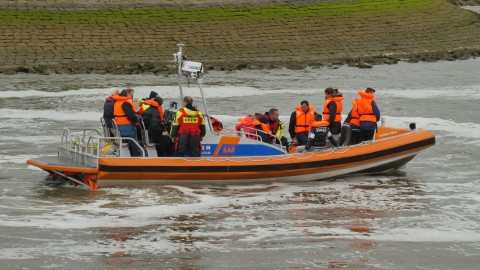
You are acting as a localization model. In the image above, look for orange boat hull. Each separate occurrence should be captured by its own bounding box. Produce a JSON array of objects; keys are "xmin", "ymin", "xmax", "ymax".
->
[{"xmin": 94, "ymin": 129, "xmax": 435, "ymax": 185}]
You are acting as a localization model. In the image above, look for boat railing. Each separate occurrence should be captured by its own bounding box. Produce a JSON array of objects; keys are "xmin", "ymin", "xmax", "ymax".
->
[{"xmin": 60, "ymin": 128, "xmax": 146, "ymax": 158}]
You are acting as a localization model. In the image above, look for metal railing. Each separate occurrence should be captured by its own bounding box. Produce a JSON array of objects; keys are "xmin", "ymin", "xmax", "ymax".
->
[{"xmin": 60, "ymin": 128, "xmax": 146, "ymax": 158}]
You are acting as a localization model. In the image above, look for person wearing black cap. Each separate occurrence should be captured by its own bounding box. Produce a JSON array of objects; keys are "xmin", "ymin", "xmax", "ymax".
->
[
  {"xmin": 137, "ymin": 91, "xmax": 159, "ymax": 116},
  {"xmin": 142, "ymin": 96, "xmax": 174, "ymax": 157}
]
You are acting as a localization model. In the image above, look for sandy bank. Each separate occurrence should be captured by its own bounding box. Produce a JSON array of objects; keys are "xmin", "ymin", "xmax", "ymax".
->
[{"xmin": 0, "ymin": 0, "xmax": 479, "ymax": 75}]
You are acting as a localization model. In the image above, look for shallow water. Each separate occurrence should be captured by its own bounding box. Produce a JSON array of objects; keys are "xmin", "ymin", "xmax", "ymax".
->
[{"xmin": 1, "ymin": 59, "xmax": 480, "ymax": 269}]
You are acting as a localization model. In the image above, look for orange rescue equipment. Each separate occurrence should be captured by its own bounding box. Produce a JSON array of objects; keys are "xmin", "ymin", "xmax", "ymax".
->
[
  {"xmin": 238, "ymin": 118, "xmax": 270, "ymax": 134},
  {"xmin": 113, "ymin": 95, "xmax": 136, "ymax": 125},
  {"xmin": 294, "ymin": 105, "xmax": 315, "ymax": 133},
  {"xmin": 356, "ymin": 90, "xmax": 377, "ymax": 123},
  {"xmin": 350, "ymin": 99, "xmax": 361, "ymax": 126},
  {"xmin": 322, "ymin": 97, "xmax": 343, "ymax": 123}
]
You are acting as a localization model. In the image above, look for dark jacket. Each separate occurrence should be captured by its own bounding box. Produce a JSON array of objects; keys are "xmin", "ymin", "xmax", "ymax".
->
[
  {"xmin": 142, "ymin": 105, "xmax": 168, "ymax": 143},
  {"xmin": 103, "ymin": 97, "xmax": 116, "ymax": 128},
  {"xmin": 121, "ymin": 101, "xmax": 138, "ymax": 123},
  {"xmin": 305, "ymin": 122, "xmax": 338, "ymax": 151}
]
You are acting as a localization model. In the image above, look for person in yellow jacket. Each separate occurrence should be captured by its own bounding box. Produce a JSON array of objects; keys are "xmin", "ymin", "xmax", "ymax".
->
[
  {"xmin": 170, "ymin": 96, "xmax": 206, "ymax": 157},
  {"xmin": 265, "ymin": 108, "xmax": 288, "ymax": 148}
]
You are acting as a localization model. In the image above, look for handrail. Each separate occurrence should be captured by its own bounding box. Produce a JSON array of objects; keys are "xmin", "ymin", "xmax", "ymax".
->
[{"xmin": 59, "ymin": 128, "xmax": 146, "ymax": 158}]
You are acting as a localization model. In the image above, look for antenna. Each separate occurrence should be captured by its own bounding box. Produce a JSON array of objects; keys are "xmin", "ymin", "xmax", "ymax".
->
[{"xmin": 173, "ymin": 43, "xmax": 215, "ymax": 135}]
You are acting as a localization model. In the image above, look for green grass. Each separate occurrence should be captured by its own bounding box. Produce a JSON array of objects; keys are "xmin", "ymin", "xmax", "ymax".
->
[{"xmin": 0, "ymin": 0, "xmax": 447, "ymax": 24}]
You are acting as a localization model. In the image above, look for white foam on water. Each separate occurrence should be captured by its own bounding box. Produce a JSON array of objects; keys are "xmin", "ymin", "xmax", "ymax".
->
[
  {"xmin": 0, "ymin": 135, "xmax": 60, "ymax": 145},
  {"xmin": 0, "ymin": 154, "xmax": 42, "ymax": 164},
  {"xmin": 379, "ymin": 85, "xmax": 480, "ymax": 99},
  {"xmin": 3, "ymin": 108, "xmax": 102, "ymax": 122}
]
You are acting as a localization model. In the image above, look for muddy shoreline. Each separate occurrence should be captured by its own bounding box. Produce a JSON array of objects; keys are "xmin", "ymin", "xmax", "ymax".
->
[{"xmin": 1, "ymin": 0, "xmax": 480, "ymax": 75}]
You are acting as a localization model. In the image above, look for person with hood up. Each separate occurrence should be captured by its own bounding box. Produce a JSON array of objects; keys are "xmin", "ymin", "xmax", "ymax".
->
[
  {"xmin": 142, "ymin": 96, "xmax": 174, "ymax": 157},
  {"xmin": 170, "ymin": 96, "xmax": 206, "ymax": 157}
]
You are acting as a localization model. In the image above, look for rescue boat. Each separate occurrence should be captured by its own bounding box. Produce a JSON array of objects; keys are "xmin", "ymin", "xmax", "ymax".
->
[{"xmin": 26, "ymin": 44, "xmax": 435, "ymax": 190}]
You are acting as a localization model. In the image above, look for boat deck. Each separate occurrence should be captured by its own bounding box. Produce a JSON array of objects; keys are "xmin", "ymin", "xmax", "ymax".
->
[{"xmin": 27, "ymin": 156, "xmax": 98, "ymax": 173}]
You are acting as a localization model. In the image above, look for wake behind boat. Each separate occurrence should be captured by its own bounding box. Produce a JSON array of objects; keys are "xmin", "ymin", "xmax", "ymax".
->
[{"xmin": 26, "ymin": 44, "xmax": 435, "ymax": 190}]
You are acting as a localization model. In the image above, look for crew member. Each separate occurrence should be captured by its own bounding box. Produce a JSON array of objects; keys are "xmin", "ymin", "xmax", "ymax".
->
[{"xmin": 170, "ymin": 96, "xmax": 206, "ymax": 157}]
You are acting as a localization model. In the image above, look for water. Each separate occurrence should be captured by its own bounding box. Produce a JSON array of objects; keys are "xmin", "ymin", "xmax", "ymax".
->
[{"xmin": 1, "ymin": 59, "xmax": 480, "ymax": 269}]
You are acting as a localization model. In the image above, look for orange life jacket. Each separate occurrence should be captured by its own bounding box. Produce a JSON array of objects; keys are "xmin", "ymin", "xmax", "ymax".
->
[
  {"xmin": 356, "ymin": 90, "xmax": 377, "ymax": 123},
  {"xmin": 294, "ymin": 105, "xmax": 315, "ymax": 133},
  {"xmin": 322, "ymin": 97, "xmax": 343, "ymax": 123},
  {"xmin": 310, "ymin": 120, "xmax": 330, "ymax": 128},
  {"xmin": 350, "ymin": 99, "xmax": 361, "ymax": 126},
  {"xmin": 113, "ymin": 95, "xmax": 136, "ymax": 125},
  {"xmin": 211, "ymin": 117, "xmax": 223, "ymax": 132},
  {"xmin": 238, "ymin": 118, "xmax": 270, "ymax": 133},
  {"xmin": 177, "ymin": 108, "xmax": 203, "ymax": 136}
]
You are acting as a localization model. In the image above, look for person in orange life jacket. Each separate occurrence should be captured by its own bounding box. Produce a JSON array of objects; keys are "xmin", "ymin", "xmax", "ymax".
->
[
  {"xmin": 357, "ymin": 87, "xmax": 380, "ymax": 142},
  {"xmin": 103, "ymin": 88, "xmax": 120, "ymax": 130},
  {"xmin": 264, "ymin": 108, "xmax": 288, "ymax": 147},
  {"xmin": 322, "ymin": 87, "xmax": 343, "ymax": 142},
  {"xmin": 296, "ymin": 114, "xmax": 338, "ymax": 153},
  {"xmin": 340, "ymin": 98, "xmax": 362, "ymax": 145},
  {"xmin": 113, "ymin": 88, "xmax": 142, "ymax": 157},
  {"xmin": 288, "ymin": 100, "xmax": 317, "ymax": 145},
  {"xmin": 142, "ymin": 96, "xmax": 174, "ymax": 157},
  {"xmin": 170, "ymin": 96, "xmax": 206, "ymax": 157},
  {"xmin": 137, "ymin": 91, "xmax": 158, "ymax": 116}
]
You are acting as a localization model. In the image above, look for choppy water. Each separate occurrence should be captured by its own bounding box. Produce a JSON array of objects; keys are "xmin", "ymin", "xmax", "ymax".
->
[{"xmin": 1, "ymin": 59, "xmax": 480, "ymax": 269}]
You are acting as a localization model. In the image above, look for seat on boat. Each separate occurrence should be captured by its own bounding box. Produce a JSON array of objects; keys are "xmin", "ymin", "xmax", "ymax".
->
[
  {"xmin": 100, "ymin": 117, "xmax": 120, "ymax": 142},
  {"xmin": 110, "ymin": 119, "xmax": 122, "ymax": 138},
  {"xmin": 139, "ymin": 120, "xmax": 157, "ymax": 148}
]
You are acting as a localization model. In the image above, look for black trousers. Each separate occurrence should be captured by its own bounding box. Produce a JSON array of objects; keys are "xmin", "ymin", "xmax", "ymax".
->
[
  {"xmin": 296, "ymin": 132, "xmax": 309, "ymax": 145},
  {"xmin": 154, "ymin": 136, "xmax": 175, "ymax": 157},
  {"xmin": 175, "ymin": 134, "xmax": 202, "ymax": 157}
]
